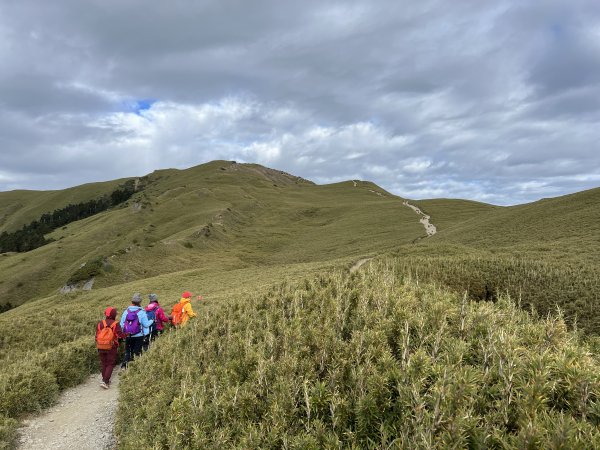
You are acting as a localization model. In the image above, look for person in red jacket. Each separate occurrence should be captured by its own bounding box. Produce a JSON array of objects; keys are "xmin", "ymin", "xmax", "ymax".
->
[
  {"xmin": 95, "ymin": 307, "xmax": 125, "ymax": 389},
  {"xmin": 144, "ymin": 294, "xmax": 171, "ymax": 347}
]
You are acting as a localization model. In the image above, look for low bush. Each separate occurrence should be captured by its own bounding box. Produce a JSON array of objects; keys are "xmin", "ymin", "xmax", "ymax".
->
[
  {"xmin": 390, "ymin": 254, "xmax": 600, "ymax": 334},
  {"xmin": 40, "ymin": 337, "xmax": 99, "ymax": 389},
  {"xmin": 0, "ymin": 364, "xmax": 59, "ymax": 418},
  {"xmin": 67, "ymin": 257, "xmax": 104, "ymax": 285},
  {"xmin": 0, "ymin": 416, "xmax": 18, "ymax": 450}
]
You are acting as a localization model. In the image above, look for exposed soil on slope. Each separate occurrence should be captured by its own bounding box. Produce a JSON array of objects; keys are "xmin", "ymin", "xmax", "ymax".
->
[{"xmin": 403, "ymin": 201, "xmax": 437, "ymax": 236}]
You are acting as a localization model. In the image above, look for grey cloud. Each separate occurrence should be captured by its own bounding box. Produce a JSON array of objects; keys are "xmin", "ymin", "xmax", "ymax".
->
[{"xmin": 0, "ymin": 0, "xmax": 599, "ymax": 204}]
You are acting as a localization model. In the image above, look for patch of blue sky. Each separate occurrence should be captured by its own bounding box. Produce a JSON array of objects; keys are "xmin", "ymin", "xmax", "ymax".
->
[
  {"xmin": 550, "ymin": 22, "xmax": 563, "ymax": 39},
  {"xmin": 122, "ymin": 99, "xmax": 156, "ymax": 115}
]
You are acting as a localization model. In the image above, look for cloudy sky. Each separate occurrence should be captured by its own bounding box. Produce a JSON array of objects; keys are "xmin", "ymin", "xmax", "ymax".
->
[{"xmin": 1, "ymin": 0, "xmax": 599, "ymax": 205}]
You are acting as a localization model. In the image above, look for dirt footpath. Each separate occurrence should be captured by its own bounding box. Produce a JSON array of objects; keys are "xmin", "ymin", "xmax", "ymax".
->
[
  {"xmin": 350, "ymin": 258, "xmax": 373, "ymax": 273},
  {"xmin": 403, "ymin": 201, "xmax": 437, "ymax": 236},
  {"xmin": 18, "ymin": 373, "xmax": 119, "ymax": 450}
]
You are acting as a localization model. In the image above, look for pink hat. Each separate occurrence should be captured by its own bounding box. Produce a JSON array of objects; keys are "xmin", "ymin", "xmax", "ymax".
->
[{"xmin": 182, "ymin": 291, "xmax": 191, "ymax": 298}]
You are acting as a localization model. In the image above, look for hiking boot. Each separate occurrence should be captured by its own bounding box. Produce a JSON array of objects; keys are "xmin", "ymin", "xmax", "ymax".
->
[{"xmin": 100, "ymin": 381, "xmax": 109, "ymax": 390}]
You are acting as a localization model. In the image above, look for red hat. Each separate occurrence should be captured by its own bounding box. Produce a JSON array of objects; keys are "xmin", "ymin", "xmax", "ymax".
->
[
  {"xmin": 104, "ymin": 307, "xmax": 117, "ymax": 320},
  {"xmin": 182, "ymin": 291, "xmax": 191, "ymax": 298}
]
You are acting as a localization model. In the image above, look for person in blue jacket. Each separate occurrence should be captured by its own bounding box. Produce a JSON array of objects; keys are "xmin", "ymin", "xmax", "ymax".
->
[{"xmin": 120, "ymin": 293, "xmax": 153, "ymax": 369}]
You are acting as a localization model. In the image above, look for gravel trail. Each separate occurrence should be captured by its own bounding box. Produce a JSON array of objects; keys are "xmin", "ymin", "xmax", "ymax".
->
[
  {"xmin": 18, "ymin": 372, "xmax": 119, "ymax": 450},
  {"xmin": 403, "ymin": 201, "xmax": 437, "ymax": 237}
]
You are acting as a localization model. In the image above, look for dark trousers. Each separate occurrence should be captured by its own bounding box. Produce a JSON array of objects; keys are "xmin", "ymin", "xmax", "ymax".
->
[
  {"xmin": 122, "ymin": 335, "xmax": 144, "ymax": 367},
  {"xmin": 98, "ymin": 347, "xmax": 118, "ymax": 384},
  {"xmin": 142, "ymin": 334, "xmax": 150, "ymax": 352},
  {"xmin": 151, "ymin": 328, "xmax": 163, "ymax": 341}
]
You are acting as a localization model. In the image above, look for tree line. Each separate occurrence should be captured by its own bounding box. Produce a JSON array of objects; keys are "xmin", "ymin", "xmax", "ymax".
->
[{"xmin": 0, "ymin": 180, "xmax": 138, "ymax": 253}]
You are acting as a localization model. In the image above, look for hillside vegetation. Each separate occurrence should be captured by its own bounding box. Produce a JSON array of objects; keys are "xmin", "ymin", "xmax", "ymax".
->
[
  {"xmin": 0, "ymin": 179, "xmax": 127, "ymax": 234},
  {"xmin": 0, "ymin": 161, "xmax": 424, "ymax": 308},
  {"xmin": 412, "ymin": 187, "xmax": 600, "ymax": 263},
  {"xmin": 0, "ymin": 161, "xmax": 599, "ymax": 448},
  {"xmin": 0, "ymin": 258, "xmax": 341, "ymax": 447},
  {"xmin": 398, "ymin": 188, "xmax": 600, "ymax": 335},
  {"xmin": 384, "ymin": 251, "xmax": 600, "ymax": 335},
  {"xmin": 116, "ymin": 259, "xmax": 600, "ymax": 449}
]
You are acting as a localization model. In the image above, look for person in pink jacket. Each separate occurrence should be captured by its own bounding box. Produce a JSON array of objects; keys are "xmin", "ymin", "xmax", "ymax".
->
[{"xmin": 144, "ymin": 294, "xmax": 172, "ymax": 349}]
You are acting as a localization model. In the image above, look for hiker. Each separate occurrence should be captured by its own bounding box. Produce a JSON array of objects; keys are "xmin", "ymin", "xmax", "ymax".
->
[
  {"xmin": 143, "ymin": 293, "xmax": 171, "ymax": 350},
  {"xmin": 120, "ymin": 293, "xmax": 153, "ymax": 368},
  {"xmin": 95, "ymin": 307, "xmax": 124, "ymax": 389},
  {"xmin": 171, "ymin": 291, "xmax": 198, "ymax": 327}
]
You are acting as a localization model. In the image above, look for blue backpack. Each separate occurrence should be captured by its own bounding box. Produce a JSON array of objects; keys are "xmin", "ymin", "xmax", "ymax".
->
[
  {"xmin": 123, "ymin": 308, "xmax": 141, "ymax": 335},
  {"xmin": 146, "ymin": 307, "xmax": 157, "ymax": 333}
]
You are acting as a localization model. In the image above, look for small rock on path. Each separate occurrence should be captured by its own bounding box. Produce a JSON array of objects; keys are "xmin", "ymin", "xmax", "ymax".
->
[{"xmin": 18, "ymin": 372, "xmax": 119, "ymax": 450}]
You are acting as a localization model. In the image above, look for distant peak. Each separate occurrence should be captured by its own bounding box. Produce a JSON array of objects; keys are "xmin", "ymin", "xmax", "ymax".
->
[{"xmin": 223, "ymin": 162, "xmax": 314, "ymax": 186}]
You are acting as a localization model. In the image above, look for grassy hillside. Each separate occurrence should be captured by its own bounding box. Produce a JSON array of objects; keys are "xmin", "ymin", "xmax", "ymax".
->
[
  {"xmin": 1, "ymin": 161, "xmax": 599, "ymax": 448},
  {"xmin": 412, "ymin": 187, "xmax": 600, "ymax": 263},
  {"xmin": 409, "ymin": 198, "xmax": 499, "ymax": 233},
  {"xmin": 0, "ymin": 179, "xmax": 127, "ymax": 233},
  {"xmin": 393, "ymin": 188, "xmax": 600, "ymax": 335},
  {"xmin": 116, "ymin": 259, "xmax": 600, "ymax": 449},
  {"xmin": 0, "ymin": 161, "xmax": 423, "ymax": 308}
]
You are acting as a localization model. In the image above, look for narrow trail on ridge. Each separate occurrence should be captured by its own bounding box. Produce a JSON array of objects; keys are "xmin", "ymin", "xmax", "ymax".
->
[
  {"xmin": 346, "ymin": 182, "xmax": 437, "ymax": 276},
  {"xmin": 18, "ymin": 373, "xmax": 119, "ymax": 450},
  {"xmin": 402, "ymin": 201, "xmax": 437, "ymax": 237},
  {"xmin": 350, "ymin": 180, "xmax": 437, "ymax": 239}
]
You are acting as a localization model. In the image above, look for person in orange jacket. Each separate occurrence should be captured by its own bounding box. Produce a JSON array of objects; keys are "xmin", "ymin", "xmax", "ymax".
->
[{"xmin": 171, "ymin": 291, "xmax": 198, "ymax": 327}]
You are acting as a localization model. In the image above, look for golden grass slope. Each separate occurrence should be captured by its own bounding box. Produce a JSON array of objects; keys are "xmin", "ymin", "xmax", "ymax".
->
[{"xmin": 0, "ymin": 161, "xmax": 423, "ymax": 307}]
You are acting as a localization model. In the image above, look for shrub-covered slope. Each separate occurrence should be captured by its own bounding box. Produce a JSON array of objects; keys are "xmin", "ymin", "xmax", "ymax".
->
[
  {"xmin": 0, "ymin": 258, "xmax": 339, "ymax": 448},
  {"xmin": 0, "ymin": 161, "xmax": 422, "ymax": 308},
  {"xmin": 397, "ymin": 187, "xmax": 600, "ymax": 335},
  {"xmin": 117, "ymin": 259, "xmax": 599, "ymax": 449},
  {"xmin": 385, "ymin": 255, "xmax": 600, "ymax": 335}
]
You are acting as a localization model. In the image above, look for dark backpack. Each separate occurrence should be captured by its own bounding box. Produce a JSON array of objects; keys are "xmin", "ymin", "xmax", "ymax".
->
[
  {"xmin": 146, "ymin": 307, "xmax": 157, "ymax": 333},
  {"xmin": 123, "ymin": 308, "xmax": 141, "ymax": 335}
]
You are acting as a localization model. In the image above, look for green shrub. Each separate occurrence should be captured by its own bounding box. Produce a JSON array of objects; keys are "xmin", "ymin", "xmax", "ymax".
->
[
  {"xmin": 67, "ymin": 257, "xmax": 104, "ymax": 285},
  {"xmin": 40, "ymin": 337, "xmax": 98, "ymax": 389},
  {"xmin": 0, "ymin": 416, "xmax": 18, "ymax": 450},
  {"xmin": 0, "ymin": 365, "xmax": 59, "ymax": 417}
]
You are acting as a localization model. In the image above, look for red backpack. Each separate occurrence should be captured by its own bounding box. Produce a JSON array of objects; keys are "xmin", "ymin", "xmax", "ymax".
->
[{"xmin": 96, "ymin": 320, "xmax": 118, "ymax": 350}]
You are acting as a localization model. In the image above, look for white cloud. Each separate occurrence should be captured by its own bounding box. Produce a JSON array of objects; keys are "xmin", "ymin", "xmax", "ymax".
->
[
  {"xmin": 403, "ymin": 158, "xmax": 432, "ymax": 174},
  {"xmin": 0, "ymin": 0, "xmax": 599, "ymax": 205}
]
